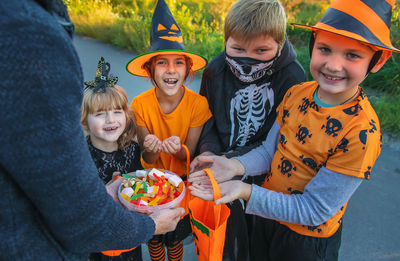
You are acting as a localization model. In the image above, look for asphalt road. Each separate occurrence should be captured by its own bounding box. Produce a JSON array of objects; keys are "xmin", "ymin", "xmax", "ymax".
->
[{"xmin": 73, "ymin": 35, "xmax": 400, "ymax": 261}]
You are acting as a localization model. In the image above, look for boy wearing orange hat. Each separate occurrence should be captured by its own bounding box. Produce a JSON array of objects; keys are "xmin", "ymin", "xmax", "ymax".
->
[{"xmin": 188, "ymin": 0, "xmax": 398, "ymax": 260}]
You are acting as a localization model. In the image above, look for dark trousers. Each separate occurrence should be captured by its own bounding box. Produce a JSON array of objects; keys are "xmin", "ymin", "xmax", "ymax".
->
[
  {"xmin": 222, "ymin": 199, "xmax": 250, "ymax": 261},
  {"xmin": 150, "ymin": 214, "xmax": 192, "ymax": 247},
  {"xmin": 250, "ymin": 217, "xmax": 342, "ymax": 261}
]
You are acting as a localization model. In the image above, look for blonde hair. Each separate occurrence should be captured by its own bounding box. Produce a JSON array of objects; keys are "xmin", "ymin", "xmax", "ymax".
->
[
  {"xmin": 81, "ymin": 85, "xmax": 136, "ymax": 150},
  {"xmin": 142, "ymin": 54, "xmax": 195, "ymax": 86},
  {"xmin": 224, "ymin": 0, "xmax": 286, "ymax": 46}
]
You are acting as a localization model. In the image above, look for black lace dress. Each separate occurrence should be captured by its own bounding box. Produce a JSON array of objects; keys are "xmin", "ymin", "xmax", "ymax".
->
[
  {"xmin": 87, "ymin": 139, "xmax": 144, "ymax": 261},
  {"xmin": 87, "ymin": 139, "xmax": 142, "ymax": 184}
]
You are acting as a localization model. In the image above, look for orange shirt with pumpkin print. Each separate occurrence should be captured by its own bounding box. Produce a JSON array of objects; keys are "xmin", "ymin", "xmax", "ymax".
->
[
  {"xmin": 131, "ymin": 87, "xmax": 212, "ymax": 176},
  {"xmin": 262, "ymin": 81, "xmax": 381, "ymax": 237}
]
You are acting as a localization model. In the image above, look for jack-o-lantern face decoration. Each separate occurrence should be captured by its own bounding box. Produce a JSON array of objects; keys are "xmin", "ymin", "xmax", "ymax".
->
[
  {"xmin": 126, "ymin": 0, "xmax": 207, "ymax": 77},
  {"xmin": 157, "ymin": 23, "xmax": 183, "ymax": 43},
  {"xmin": 149, "ymin": 0, "xmax": 186, "ymax": 48}
]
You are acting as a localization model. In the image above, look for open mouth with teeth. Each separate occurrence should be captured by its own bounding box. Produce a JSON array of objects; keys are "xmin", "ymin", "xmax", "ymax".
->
[
  {"xmin": 104, "ymin": 127, "xmax": 118, "ymax": 131},
  {"xmin": 322, "ymin": 73, "xmax": 345, "ymax": 81},
  {"xmin": 163, "ymin": 78, "xmax": 178, "ymax": 86}
]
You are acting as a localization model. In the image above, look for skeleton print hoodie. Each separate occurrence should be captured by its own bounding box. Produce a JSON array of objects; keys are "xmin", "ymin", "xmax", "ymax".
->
[{"xmin": 198, "ymin": 37, "xmax": 307, "ymax": 157}]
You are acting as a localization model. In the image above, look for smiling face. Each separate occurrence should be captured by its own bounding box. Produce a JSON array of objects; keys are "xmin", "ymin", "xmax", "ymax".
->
[
  {"xmin": 87, "ymin": 109, "xmax": 126, "ymax": 152},
  {"xmin": 310, "ymin": 31, "xmax": 377, "ymax": 104},
  {"xmin": 225, "ymin": 34, "xmax": 280, "ymax": 61},
  {"xmin": 153, "ymin": 54, "xmax": 187, "ymax": 98}
]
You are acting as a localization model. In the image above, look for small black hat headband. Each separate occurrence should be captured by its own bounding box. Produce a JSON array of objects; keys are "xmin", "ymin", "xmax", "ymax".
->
[{"xmin": 84, "ymin": 57, "xmax": 118, "ymax": 92}]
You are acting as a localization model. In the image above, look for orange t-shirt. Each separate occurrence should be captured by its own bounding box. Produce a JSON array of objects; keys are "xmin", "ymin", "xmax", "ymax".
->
[
  {"xmin": 263, "ymin": 81, "xmax": 381, "ymax": 237},
  {"xmin": 131, "ymin": 87, "xmax": 212, "ymax": 176}
]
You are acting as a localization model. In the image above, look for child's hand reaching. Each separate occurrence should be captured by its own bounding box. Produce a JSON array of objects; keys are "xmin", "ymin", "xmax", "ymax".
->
[
  {"xmin": 143, "ymin": 134, "xmax": 162, "ymax": 153},
  {"xmin": 190, "ymin": 151, "xmax": 215, "ymax": 173},
  {"xmin": 189, "ymin": 180, "xmax": 252, "ymax": 204},
  {"xmin": 161, "ymin": 136, "xmax": 181, "ymax": 154},
  {"xmin": 188, "ymin": 156, "xmax": 245, "ymax": 184}
]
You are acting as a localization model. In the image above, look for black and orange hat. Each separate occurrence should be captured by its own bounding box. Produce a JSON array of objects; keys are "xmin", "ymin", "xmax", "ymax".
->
[
  {"xmin": 126, "ymin": 0, "xmax": 207, "ymax": 77},
  {"xmin": 292, "ymin": 0, "xmax": 400, "ymax": 53}
]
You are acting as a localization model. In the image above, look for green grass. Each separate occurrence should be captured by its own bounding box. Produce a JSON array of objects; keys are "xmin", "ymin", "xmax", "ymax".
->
[
  {"xmin": 369, "ymin": 93, "xmax": 400, "ymax": 134},
  {"xmin": 65, "ymin": 0, "xmax": 400, "ymax": 135}
]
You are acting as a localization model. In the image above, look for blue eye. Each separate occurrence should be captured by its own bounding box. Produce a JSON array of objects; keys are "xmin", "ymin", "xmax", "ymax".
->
[
  {"xmin": 347, "ymin": 53, "xmax": 360, "ymax": 59},
  {"xmin": 318, "ymin": 47, "xmax": 330, "ymax": 53}
]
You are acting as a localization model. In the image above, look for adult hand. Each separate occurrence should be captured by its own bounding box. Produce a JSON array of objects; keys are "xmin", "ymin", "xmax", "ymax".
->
[
  {"xmin": 188, "ymin": 156, "xmax": 245, "ymax": 184},
  {"xmin": 112, "ymin": 171, "xmax": 121, "ymax": 181},
  {"xmin": 143, "ymin": 134, "xmax": 162, "ymax": 153},
  {"xmin": 105, "ymin": 175, "xmax": 124, "ymax": 203},
  {"xmin": 150, "ymin": 207, "xmax": 185, "ymax": 235},
  {"xmin": 189, "ymin": 180, "xmax": 252, "ymax": 204},
  {"xmin": 161, "ymin": 136, "xmax": 181, "ymax": 154},
  {"xmin": 189, "ymin": 151, "xmax": 215, "ymax": 173}
]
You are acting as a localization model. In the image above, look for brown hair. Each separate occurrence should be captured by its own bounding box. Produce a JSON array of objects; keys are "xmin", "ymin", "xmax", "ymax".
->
[
  {"xmin": 224, "ymin": 0, "xmax": 286, "ymax": 46},
  {"xmin": 81, "ymin": 85, "xmax": 136, "ymax": 150},
  {"xmin": 142, "ymin": 54, "xmax": 195, "ymax": 86}
]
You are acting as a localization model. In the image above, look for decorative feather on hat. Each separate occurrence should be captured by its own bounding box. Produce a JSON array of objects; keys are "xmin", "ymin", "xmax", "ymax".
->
[
  {"xmin": 292, "ymin": 0, "xmax": 399, "ymax": 53},
  {"xmin": 85, "ymin": 57, "xmax": 118, "ymax": 92},
  {"xmin": 126, "ymin": 0, "xmax": 207, "ymax": 77}
]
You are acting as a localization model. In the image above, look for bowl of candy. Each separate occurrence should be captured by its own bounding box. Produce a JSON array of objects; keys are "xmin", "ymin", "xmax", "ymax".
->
[{"xmin": 118, "ymin": 168, "xmax": 185, "ymax": 213}]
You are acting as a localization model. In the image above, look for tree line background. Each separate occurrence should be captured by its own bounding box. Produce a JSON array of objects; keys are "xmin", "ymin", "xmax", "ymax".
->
[{"xmin": 65, "ymin": 0, "xmax": 400, "ymax": 134}]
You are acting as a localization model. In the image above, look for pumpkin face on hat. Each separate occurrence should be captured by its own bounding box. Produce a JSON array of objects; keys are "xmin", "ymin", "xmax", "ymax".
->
[
  {"xmin": 126, "ymin": 0, "xmax": 207, "ymax": 77},
  {"xmin": 156, "ymin": 23, "xmax": 183, "ymax": 43},
  {"xmin": 149, "ymin": 0, "xmax": 185, "ymax": 51}
]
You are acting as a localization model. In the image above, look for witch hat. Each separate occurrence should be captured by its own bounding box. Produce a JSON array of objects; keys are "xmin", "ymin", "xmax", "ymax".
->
[
  {"xmin": 292, "ymin": 0, "xmax": 399, "ymax": 53},
  {"xmin": 85, "ymin": 57, "xmax": 118, "ymax": 92},
  {"xmin": 126, "ymin": 0, "xmax": 207, "ymax": 77}
]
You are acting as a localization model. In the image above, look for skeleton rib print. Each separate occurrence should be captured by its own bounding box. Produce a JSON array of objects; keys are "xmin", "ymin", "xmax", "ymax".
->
[{"xmin": 229, "ymin": 82, "xmax": 274, "ymax": 147}]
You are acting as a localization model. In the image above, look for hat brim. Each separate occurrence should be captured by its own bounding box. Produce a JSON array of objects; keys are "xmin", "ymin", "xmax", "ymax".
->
[
  {"xmin": 126, "ymin": 50, "xmax": 208, "ymax": 77},
  {"xmin": 292, "ymin": 23, "xmax": 400, "ymax": 53}
]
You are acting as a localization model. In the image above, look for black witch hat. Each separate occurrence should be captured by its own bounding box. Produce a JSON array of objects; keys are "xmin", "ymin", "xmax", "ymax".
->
[{"xmin": 126, "ymin": 0, "xmax": 207, "ymax": 77}]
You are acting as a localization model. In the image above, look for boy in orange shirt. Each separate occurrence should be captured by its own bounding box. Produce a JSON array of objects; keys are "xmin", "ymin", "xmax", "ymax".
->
[
  {"xmin": 126, "ymin": 1, "xmax": 211, "ymax": 260},
  {"xmin": 189, "ymin": 0, "xmax": 399, "ymax": 260}
]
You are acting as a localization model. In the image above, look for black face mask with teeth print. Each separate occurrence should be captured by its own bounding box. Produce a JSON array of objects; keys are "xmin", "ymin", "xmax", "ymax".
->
[{"xmin": 225, "ymin": 50, "xmax": 279, "ymax": 83}]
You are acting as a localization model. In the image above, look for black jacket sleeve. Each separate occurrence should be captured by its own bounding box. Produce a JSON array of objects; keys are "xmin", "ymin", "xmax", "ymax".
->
[{"xmin": 197, "ymin": 68, "xmax": 224, "ymax": 155}]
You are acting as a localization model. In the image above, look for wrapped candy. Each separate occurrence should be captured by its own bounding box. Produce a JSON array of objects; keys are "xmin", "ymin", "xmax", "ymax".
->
[
  {"xmin": 135, "ymin": 170, "xmax": 147, "ymax": 178},
  {"xmin": 121, "ymin": 187, "xmax": 134, "ymax": 198},
  {"xmin": 148, "ymin": 168, "xmax": 164, "ymax": 180}
]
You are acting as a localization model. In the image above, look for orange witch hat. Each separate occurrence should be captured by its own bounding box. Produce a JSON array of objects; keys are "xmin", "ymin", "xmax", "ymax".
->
[
  {"xmin": 126, "ymin": 0, "xmax": 207, "ymax": 77},
  {"xmin": 292, "ymin": 0, "xmax": 400, "ymax": 53}
]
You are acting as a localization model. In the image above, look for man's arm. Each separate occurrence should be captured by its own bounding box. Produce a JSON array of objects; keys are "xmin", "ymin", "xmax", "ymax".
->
[{"xmin": 0, "ymin": 13, "xmax": 155, "ymax": 252}]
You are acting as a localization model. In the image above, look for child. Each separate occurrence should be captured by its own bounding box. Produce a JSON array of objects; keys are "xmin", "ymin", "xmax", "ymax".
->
[
  {"xmin": 192, "ymin": 0, "xmax": 306, "ymax": 160},
  {"xmin": 126, "ymin": 1, "xmax": 212, "ymax": 260},
  {"xmin": 81, "ymin": 57, "xmax": 143, "ymax": 261},
  {"xmin": 190, "ymin": 0, "xmax": 307, "ymax": 259},
  {"xmin": 189, "ymin": 0, "xmax": 398, "ymax": 260}
]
